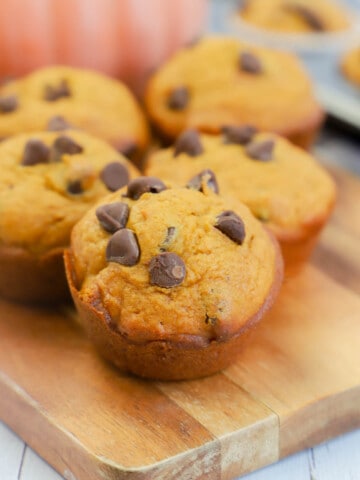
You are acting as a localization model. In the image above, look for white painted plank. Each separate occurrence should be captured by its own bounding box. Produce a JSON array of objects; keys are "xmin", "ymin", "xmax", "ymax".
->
[
  {"xmin": 20, "ymin": 447, "xmax": 64, "ymax": 480},
  {"xmin": 0, "ymin": 421, "xmax": 25, "ymax": 480},
  {"xmin": 310, "ymin": 429, "xmax": 360, "ymax": 480},
  {"xmin": 239, "ymin": 450, "xmax": 310, "ymax": 480}
]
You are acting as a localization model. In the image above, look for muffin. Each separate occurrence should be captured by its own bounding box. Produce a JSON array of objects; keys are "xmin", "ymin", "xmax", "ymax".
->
[
  {"xmin": 0, "ymin": 130, "xmax": 140, "ymax": 303},
  {"xmin": 239, "ymin": 0, "xmax": 350, "ymax": 33},
  {"xmin": 0, "ymin": 66, "xmax": 150, "ymax": 165},
  {"xmin": 65, "ymin": 175, "xmax": 283, "ymax": 380},
  {"xmin": 144, "ymin": 36, "xmax": 324, "ymax": 149},
  {"xmin": 145, "ymin": 128, "xmax": 336, "ymax": 275},
  {"xmin": 341, "ymin": 47, "xmax": 360, "ymax": 87}
]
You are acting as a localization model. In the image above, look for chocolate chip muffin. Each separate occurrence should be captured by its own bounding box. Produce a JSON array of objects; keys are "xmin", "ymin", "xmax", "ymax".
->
[
  {"xmin": 0, "ymin": 66, "xmax": 150, "ymax": 165},
  {"xmin": 145, "ymin": 128, "xmax": 336, "ymax": 275},
  {"xmin": 144, "ymin": 36, "xmax": 324, "ymax": 149},
  {"xmin": 65, "ymin": 175, "xmax": 283, "ymax": 380},
  {"xmin": 341, "ymin": 47, "xmax": 360, "ymax": 87},
  {"xmin": 0, "ymin": 130, "xmax": 140, "ymax": 303},
  {"xmin": 239, "ymin": 0, "xmax": 350, "ymax": 33}
]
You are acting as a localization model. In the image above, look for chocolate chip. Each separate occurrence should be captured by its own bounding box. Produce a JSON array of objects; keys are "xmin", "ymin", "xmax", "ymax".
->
[
  {"xmin": 149, "ymin": 252, "xmax": 186, "ymax": 288},
  {"xmin": 215, "ymin": 211, "xmax": 246, "ymax": 245},
  {"xmin": 160, "ymin": 227, "xmax": 177, "ymax": 252},
  {"xmin": 126, "ymin": 176, "xmax": 166, "ymax": 200},
  {"xmin": 0, "ymin": 95, "xmax": 18, "ymax": 113},
  {"xmin": 222, "ymin": 125, "xmax": 257, "ymax": 145},
  {"xmin": 174, "ymin": 129, "xmax": 203, "ymax": 157},
  {"xmin": 285, "ymin": 4, "xmax": 325, "ymax": 31},
  {"xmin": 96, "ymin": 202, "xmax": 129, "ymax": 233},
  {"xmin": 47, "ymin": 116, "xmax": 71, "ymax": 131},
  {"xmin": 100, "ymin": 162, "xmax": 130, "ymax": 191},
  {"xmin": 187, "ymin": 169, "xmax": 219, "ymax": 194},
  {"xmin": 205, "ymin": 315, "xmax": 217, "ymax": 326},
  {"xmin": 239, "ymin": 52, "xmax": 263, "ymax": 74},
  {"xmin": 44, "ymin": 79, "xmax": 71, "ymax": 102},
  {"xmin": 118, "ymin": 141, "xmax": 137, "ymax": 159},
  {"xmin": 67, "ymin": 179, "xmax": 83, "ymax": 195},
  {"xmin": 167, "ymin": 87, "xmax": 189, "ymax": 110},
  {"xmin": 245, "ymin": 139, "xmax": 275, "ymax": 161},
  {"xmin": 51, "ymin": 135, "xmax": 83, "ymax": 162},
  {"xmin": 21, "ymin": 140, "xmax": 50, "ymax": 166},
  {"xmin": 106, "ymin": 229, "xmax": 140, "ymax": 266}
]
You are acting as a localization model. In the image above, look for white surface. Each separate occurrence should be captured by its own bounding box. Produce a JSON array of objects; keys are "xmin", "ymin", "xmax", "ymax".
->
[{"xmin": 1, "ymin": 420, "xmax": 360, "ymax": 479}]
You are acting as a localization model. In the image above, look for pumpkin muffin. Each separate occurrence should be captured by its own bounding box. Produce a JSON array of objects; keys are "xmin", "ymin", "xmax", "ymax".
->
[
  {"xmin": 0, "ymin": 66, "xmax": 150, "ymax": 165},
  {"xmin": 144, "ymin": 36, "xmax": 324, "ymax": 149},
  {"xmin": 239, "ymin": 0, "xmax": 350, "ymax": 33},
  {"xmin": 65, "ymin": 175, "xmax": 283, "ymax": 380},
  {"xmin": 145, "ymin": 128, "xmax": 336, "ymax": 275},
  {"xmin": 0, "ymin": 130, "xmax": 140, "ymax": 303},
  {"xmin": 341, "ymin": 47, "xmax": 360, "ymax": 87}
]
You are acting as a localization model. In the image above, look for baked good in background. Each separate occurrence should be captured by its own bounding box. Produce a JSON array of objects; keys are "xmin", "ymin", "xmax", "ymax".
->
[
  {"xmin": 0, "ymin": 66, "xmax": 150, "ymax": 166},
  {"xmin": 145, "ymin": 128, "xmax": 336, "ymax": 276},
  {"xmin": 65, "ymin": 175, "xmax": 283, "ymax": 380},
  {"xmin": 239, "ymin": 0, "xmax": 350, "ymax": 33},
  {"xmin": 341, "ymin": 46, "xmax": 360, "ymax": 87},
  {"xmin": 144, "ymin": 36, "xmax": 324, "ymax": 149},
  {"xmin": 0, "ymin": 130, "xmax": 140, "ymax": 303}
]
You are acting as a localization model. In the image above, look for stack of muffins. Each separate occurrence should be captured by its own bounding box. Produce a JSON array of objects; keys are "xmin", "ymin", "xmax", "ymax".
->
[{"xmin": 0, "ymin": 35, "xmax": 336, "ymax": 380}]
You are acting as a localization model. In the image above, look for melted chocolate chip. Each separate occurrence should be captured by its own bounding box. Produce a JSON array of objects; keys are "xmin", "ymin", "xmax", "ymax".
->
[
  {"xmin": 96, "ymin": 202, "xmax": 129, "ymax": 233},
  {"xmin": 160, "ymin": 227, "xmax": 177, "ymax": 252},
  {"xmin": 100, "ymin": 162, "xmax": 130, "ymax": 191},
  {"xmin": 51, "ymin": 135, "xmax": 83, "ymax": 162},
  {"xmin": 187, "ymin": 169, "xmax": 219, "ymax": 194},
  {"xmin": 21, "ymin": 140, "xmax": 50, "ymax": 166},
  {"xmin": 67, "ymin": 179, "xmax": 83, "ymax": 195},
  {"xmin": 44, "ymin": 79, "xmax": 71, "ymax": 102},
  {"xmin": 222, "ymin": 125, "xmax": 257, "ymax": 145},
  {"xmin": 215, "ymin": 211, "xmax": 246, "ymax": 245},
  {"xmin": 149, "ymin": 252, "xmax": 186, "ymax": 288},
  {"xmin": 174, "ymin": 129, "xmax": 203, "ymax": 157},
  {"xmin": 0, "ymin": 95, "xmax": 18, "ymax": 113},
  {"xmin": 126, "ymin": 176, "xmax": 166, "ymax": 200},
  {"xmin": 167, "ymin": 87, "xmax": 189, "ymax": 110},
  {"xmin": 285, "ymin": 4, "xmax": 325, "ymax": 31},
  {"xmin": 47, "ymin": 116, "xmax": 71, "ymax": 131},
  {"xmin": 245, "ymin": 139, "xmax": 275, "ymax": 161},
  {"xmin": 106, "ymin": 229, "xmax": 140, "ymax": 266},
  {"xmin": 239, "ymin": 52, "xmax": 263, "ymax": 74},
  {"xmin": 118, "ymin": 141, "xmax": 137, "ymax": 159}
]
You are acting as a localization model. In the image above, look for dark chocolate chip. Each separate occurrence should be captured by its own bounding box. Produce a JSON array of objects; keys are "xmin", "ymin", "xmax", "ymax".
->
[
  {"xmin": 118, "ymin": 141, "xmax": 137, "ymax": 159},
  {"xmin": 47, "ymin": 116, "xmax": 71, "ymax": 131},
  {"xmin": 149, "ymin": 252, "xmax": 186, "ymax": 288},
  {"xmin": 126, "ymin": 176, "xmax": 166, "ymax": 200},
  {"xmin": 187, "ymin": 169, "xmax": 219, "ymax": 194},
  {"xmin": 0, "ymin": 95, "xmax": 18, "ymax": 113},
  {"xmin": 100, "ymin": 162, "xmax": 130, "ymax": 191},
  {"xmin": 174, "ymin": 129, "xmax": 203, "ymax": 157},
  {"xmin": 285, "ymin": 4, "xmax": 325, "ymax": 31},
  {"xmin": 21, "ymin": 140, "xmax": 50, "ymax": 166},
  {"xmin": 245, "ymin": 139, "xmax": 275, "ymax": 161},
  {"xmin": 51, "ymin": 135, "xmax": 83, "ymax": 162},
  {"xmin": 44, "ymin": 79, "xmax": 71, "ymax": 102},
  {"xmin": 215, "ymin": 211, "xmax": 246, "ymax": 245},
  {"xmin": 96, "ymin": 202, "xmax": 129, "ymax": 233},
  {"xmin": 106, "ymin": 229, "xmax": 140, "ymax": 266},
  {"xmin": 167, "ymin": 87, "xmax": 189, "ymax": 110},
  {"xmin": 160, "ymin": 226, "xmax": 177, "ymax": 252},
  {"xmin": 222, "ymin": 125, "xmax": 257, "ymax": 145},
  {"xmin": 67, "ymin": 179, "xmax": 83, "ymax": 195},
  {"xmin": 239, "ymin": 52, "xmax": 263, "ymax": 74}
]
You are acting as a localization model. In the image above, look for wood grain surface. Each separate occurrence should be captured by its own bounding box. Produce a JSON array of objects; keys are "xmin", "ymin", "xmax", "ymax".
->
[{"xmin": 0, "ymin": 166, "xmax": 359, "ymax": 480}]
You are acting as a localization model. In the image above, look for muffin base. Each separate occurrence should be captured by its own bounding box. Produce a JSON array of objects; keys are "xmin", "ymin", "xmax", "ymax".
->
[
  {"xmin": 64, "ymin": 242, "xmax": 283, "ymax": 381},
  {"xmin": 0, "ymin": 245, "xmax": 70, "ymax": 304}
]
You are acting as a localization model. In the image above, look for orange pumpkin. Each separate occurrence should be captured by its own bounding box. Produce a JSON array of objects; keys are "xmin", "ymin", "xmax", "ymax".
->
[{"xmin": 0, "ymin": 0, "xmax": 208, "ymax": 92}]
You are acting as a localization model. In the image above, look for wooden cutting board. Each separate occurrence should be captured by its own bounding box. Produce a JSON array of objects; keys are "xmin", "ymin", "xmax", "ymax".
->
[{"xmin": 0, "ymin": 166, "xmax": 359, "ymax": 480}]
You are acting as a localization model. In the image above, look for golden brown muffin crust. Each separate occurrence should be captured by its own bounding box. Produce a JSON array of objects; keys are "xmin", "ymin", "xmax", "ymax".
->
[{"xmin": 341, "ymin": 47, "xmax": 360, "ymax": 87}]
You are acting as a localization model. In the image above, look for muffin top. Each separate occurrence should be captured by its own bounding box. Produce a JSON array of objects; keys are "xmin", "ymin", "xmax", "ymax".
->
[
  {"xmin": 341, "ymin": 47, "xmax": 360, "ymax": 87},
  {"xmin": 70, "ymin": 177, "xmax": 280, "ymax": 343},
  {"xmin": 0, "ymin": 66, "xmax": 149, "ymax": 158},
  {"xmin": 239, "ymin": 0, "xmax": 350, "ymax": 33},
  {"xmin": 144, "ymin": 36, "xmax": 322, "ymax": 140},
  {"xmin": 145, "ymin": 129, "xmax": 336, "ymax": 239},
  {"xmin": 0, "ymin": 130, "xmax": 140, "ymax": 255}
]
